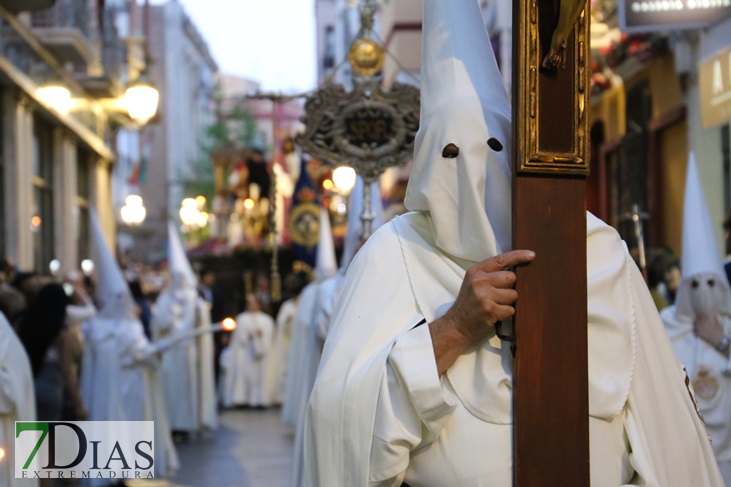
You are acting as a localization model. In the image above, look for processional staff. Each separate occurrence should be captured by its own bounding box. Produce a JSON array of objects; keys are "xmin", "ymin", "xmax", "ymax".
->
[
  {"xmin": 623, "ymin": 203, "xmax": 650, "ymax": 283},
  {"xmin": 512, "ymin": 0, "xmax": 591, "ymax": 485}
]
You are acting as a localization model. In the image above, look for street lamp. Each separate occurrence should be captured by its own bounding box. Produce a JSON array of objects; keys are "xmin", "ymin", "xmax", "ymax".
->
[
  {"xmin": 333, "ymin": 166, "xmax": 357, "ymax": 195},
  {"xmin": 123, "ymin": 74, "xmax": 160, "ymax": 125},
  {"xmin": 179, "ymin": 198, "xmax": 201, "ymax": 226},
  {"xmin": 180, "ymin": 196, "xmax": 209, "ymax": 246},
  {"xmin": 36, "ymin": 85, "xmax": 74, "ymax": 115},
  {"xmin": 120, "ymin": 194, "xmax": 147, "ymax": 226},
  {"xmin": 36, "ymin": 78, "xmax": 159, "ymax": 126}
]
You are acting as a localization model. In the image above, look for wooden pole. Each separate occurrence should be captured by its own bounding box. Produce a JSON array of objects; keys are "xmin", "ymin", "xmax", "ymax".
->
[{"xmin": 512, "ymin": 1, "xmax": 591, "ymax": 486}]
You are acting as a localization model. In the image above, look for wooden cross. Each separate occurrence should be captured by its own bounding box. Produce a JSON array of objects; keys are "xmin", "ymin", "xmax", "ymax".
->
[{"xmin": 512, "ymin": 0, "xmax": 591, "ymax": 486}]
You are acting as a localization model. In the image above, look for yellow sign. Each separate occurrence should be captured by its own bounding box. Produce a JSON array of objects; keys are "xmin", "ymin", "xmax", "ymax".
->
[{"xmin": 700, "ymin": 47, "xmax": 731, "ymax": 129}]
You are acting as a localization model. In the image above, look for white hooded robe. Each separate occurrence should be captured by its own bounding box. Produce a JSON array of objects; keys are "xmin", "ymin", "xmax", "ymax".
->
[
  {"xmin": 0, "ymin": 312, "xmax": 37, "ymax": 487},
  {"xmin": 305, "ymin": 212, "xmax": 723, "ymax": 486},
  {"xmin": 303, "ymin": 0, "xmax": 721, "ymax": 483}
]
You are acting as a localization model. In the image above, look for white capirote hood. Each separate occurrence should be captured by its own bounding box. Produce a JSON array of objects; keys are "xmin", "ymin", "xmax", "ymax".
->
[
  {"xmin": 404, "ymin": 0, "xmax": 512, "ymax": 264},
  {"xmin": 674, "ymin": 152, "xmax": 731, "ymax": 320},
  {"xmin": 167, "ymin": 221, "xmax": 198, "ymax": 290},
  {"xmin": 90, "ymin": 209, "xmax": 137, "ymax": 320}
]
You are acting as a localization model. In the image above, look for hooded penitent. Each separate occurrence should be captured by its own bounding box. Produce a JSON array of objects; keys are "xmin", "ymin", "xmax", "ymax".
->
[
  {"xmin": 167, "ymin": 221, "xmax": 198, "ymax": 292},
  {"xmin": 84, "ymin": 210, "xmax": 179, "ymax": 480},
  {"xmin": 90, "ymin": 210, "xmax": 137, "ymax": 321},
  {"xmin": 675, "ymin": 153, "xmax": 731, "ymax": 321},
  {"xmin": 339, "ymin": 176, "xmax": 385, "ymax": 273},
  {"xmin": 403, "ymin": 0, "xmax": 512, "ymax": 263},
  {"xmin": 661, "ymin": 155, "xmax": 731, "ymax": 485},
  {"xmin": 305, "ymin": 1, "xmax": 723, "ymax": 485}
]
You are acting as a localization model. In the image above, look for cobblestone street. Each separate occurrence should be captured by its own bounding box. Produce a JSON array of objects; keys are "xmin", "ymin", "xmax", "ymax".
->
[{"xmin": 131, "ymin": 409, "xmax": 294, "ymax": 487}]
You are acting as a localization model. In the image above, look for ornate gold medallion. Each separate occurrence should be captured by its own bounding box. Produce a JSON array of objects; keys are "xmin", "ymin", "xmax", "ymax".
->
[
  {"xmin": 694, "ymin": 367, "xmax": 720, "ymax": 402},
  {"xmin": 288, "ymin": 202, "xmax": 320, "ymax": 249}
]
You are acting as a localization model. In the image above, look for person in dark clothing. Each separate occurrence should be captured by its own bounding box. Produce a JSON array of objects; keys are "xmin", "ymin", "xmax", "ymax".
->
[
  {"xmin": 199, "ymin": 269, "xmax": 229, "ymax": 385},
  {"xmin": 129, "ymin": 279, "xmax": 152, "ymax": 339},
  {"xmin": 16, "ymin": 282, "xmax": 69, "ymax": 422},
  {"xmin": 247, "ymin": 148, "xmax": 271, "ymax": 200}
]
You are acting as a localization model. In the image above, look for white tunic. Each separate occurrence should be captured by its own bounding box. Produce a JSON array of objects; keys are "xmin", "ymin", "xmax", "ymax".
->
[
  {"xmin": 196, "ymin": 299, "xmax": 217, "ymax": 430},
  {"xmin": 264, "ymin": 298, "xmax": 298, "ymax": 405},
  {"xmin": 292, "ymin": 280, "xmax": 343, "ymax": 487},
  {"xmin": 314, "ymin": 274, "xmax": 344, "ymax": 342},
  {"xmin": 661, "ymin": 306, "xmax": 731, "ymax": 484},
  {"xmin": 81, "ymin": 314, "xmax": 179, "ymax": 480},
  {"xmin": 0, "ymin": 313, "xmax": 38, "ymax": 487},
  {"xmin": 281, "ymin": 284, "xmax": 320, "ymax": 426},
  {"xmin": 305, "ymin": 212, "xmax": 723, "ymax": 486},
  {"xmin": 221, "ymin": 311, "xmax": 274, "ymax": 407},
  {"xmin": 151, "ymin": 288, "xmax": 199, "ymax": 431}
]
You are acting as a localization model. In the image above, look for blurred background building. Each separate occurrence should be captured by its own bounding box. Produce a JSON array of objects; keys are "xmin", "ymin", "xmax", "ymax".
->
[
  {"xmin": 115, "ymin": 0, "xmax": 218, "ymax": 262},
  {"xmin": 0, "ymin": 0, "xmax": 159, "ymax": 275}
]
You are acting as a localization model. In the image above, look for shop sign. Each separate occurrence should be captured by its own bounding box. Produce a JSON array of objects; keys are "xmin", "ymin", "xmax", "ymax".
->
[
  {"xmin": 620, "ymin": 0, "xmax": 731, "ymax": 32},
  {"xmin": 700, "ymin": 47, "xmax": 731, "ymax": 129}
]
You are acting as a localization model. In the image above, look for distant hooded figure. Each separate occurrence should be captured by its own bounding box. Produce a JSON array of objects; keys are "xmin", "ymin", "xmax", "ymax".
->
[
  {"xmin": 281, "ymin": 207, "xmax": 338, "ymax": 428},
  {"xmin": 303, "ymin": 0, "xmax": 722, "ymax": 485},
  {"xmin": 221, "ymin": 294, "xmax": 274, "ymax": 408},
  {"xmin": 291, "ymin": 177, "xmax": 385, "ymax": 487},
  {"xmin": 152, "ymin": 222, "xmax": 217, "ymax": 433},
  {"xmin": 80, "ymin": 210, "xmax": 178, "ymax": 481},
  {"xmin": 661, "ymin": 153, "xmax": 731, "ymax": 484}
]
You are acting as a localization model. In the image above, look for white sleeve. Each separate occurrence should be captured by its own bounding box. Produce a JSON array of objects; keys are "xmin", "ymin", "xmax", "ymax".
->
[
  {"xmin": 622, "ymin": 265, "xmax": 724, "ymax": 486},
  {"xmin": 368, "ymin": 324, "xmax": 458, "ymax": 486},
  {"xmin": 66, "ymin": 303, "xmax": 97, "ymax": 324}
]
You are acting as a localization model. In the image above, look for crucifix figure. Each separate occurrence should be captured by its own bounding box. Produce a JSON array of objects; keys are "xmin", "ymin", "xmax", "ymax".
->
[{"xmin": 542, "ymin": 0, "xmax": 587, "ymax": 70}]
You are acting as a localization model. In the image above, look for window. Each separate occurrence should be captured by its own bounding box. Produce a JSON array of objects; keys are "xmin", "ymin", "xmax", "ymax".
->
[
  {"xmin": 323, "ymin": 26, "xmax": 335, "ymax": 70},
  {"xmin": 32, "ymin": 118, "xmax": 55, "ymax": 273},
  {"xmin": 76, "ymin": 147, "xmax": 91, "ymax": 265}
]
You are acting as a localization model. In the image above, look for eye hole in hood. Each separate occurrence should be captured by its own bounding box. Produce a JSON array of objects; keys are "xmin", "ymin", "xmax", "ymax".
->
[
  {"xmin": 442, "ymin": 143, "xmax": 460, "ymax": 158},
  {"xmin": 488, "ymin": 138, "xmax": 503, "ymax": 152}
]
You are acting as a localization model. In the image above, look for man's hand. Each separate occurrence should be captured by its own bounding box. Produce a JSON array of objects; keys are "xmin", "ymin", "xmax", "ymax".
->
[
  {"xmin": 694, "ymin": 314, "xmax": 726, "ymax": 351},
  {"xmin": 430, "ymin": 250, "xmax": 536, "ymax": 376}
]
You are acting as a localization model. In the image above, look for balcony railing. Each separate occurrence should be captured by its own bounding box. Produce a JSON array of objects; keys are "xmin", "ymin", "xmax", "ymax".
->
[
  {"xmin": 29, "ymin": 0, "xmax": 93, "ymax": 65},
  {"xmin": 30, "ymin": 0, "xmax": 90, "ymax": 37}
]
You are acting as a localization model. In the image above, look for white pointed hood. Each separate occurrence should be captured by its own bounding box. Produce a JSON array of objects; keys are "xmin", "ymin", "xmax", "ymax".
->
[
  {"xmin": 90, "ymin": 209, "xmax": 137, "ymax": 320},
  {"xmin": 404, "ymin": 0, "xmax": 512, "ymax": 264},
  {"xmin": 315, "ymin": 208, "xmax": 338, "ymax": 282},
  {"xmin": 340, "ymin": 176, "xmax": 384, "ymax": 272},
  {"xmin": 167, "ymin": 222, "xmax": 197, "ymax": 290},
  {"xmin": 672, "ymin": 153, "xmax": 731, "ymax": 321}
]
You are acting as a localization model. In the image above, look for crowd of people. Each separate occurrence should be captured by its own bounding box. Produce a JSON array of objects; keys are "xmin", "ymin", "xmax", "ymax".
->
[{"xmin": 0, "ymin": 178, "xmax": 370, "ymax": 487}]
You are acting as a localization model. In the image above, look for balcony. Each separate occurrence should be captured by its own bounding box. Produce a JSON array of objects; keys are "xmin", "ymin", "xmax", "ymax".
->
[
  {"xmin": 77, "ymin": 8, "xmax": 124, "ymax": 98},
  {"xmin": 30, "ymin": 0, "xmax": 93, "ymax": 65},
  {"xmin": 0, "ymin": 0, "xmax": 56, "ymax": 14}
]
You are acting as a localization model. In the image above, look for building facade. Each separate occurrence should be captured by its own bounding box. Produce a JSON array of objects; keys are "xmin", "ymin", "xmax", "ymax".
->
[
  {"xmin": 117, "ymin": 0, "xmax": 218, "ymax": 262},
  {"xmin": 0, "ymin": 0, "xmax": 140, "ymax": 274}
]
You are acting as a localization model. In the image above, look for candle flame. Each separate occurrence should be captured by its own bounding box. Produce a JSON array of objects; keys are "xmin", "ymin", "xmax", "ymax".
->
[{"xmin": 222, "ymin": 317, "xmax": 237, "ymax": 332}]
